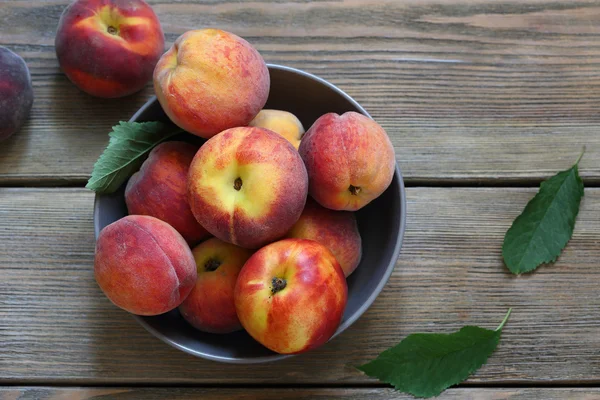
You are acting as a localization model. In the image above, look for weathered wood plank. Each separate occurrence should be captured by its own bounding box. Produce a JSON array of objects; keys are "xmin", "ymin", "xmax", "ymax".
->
[
  {"xmin": 1, "ymin": 188, "xmax": 599, "ymax": 384},
  {"xmin": 2, "ymin": 387, "xmax": 600, "ymax": 400},
  {"xmin": 1, "ymin": 0, "xmax": 600, "ymax": 184}
]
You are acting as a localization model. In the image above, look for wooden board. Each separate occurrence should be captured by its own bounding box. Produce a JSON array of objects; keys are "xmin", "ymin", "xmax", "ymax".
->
[
  {"xmin": 1, "ymin": 0, "xmax": 600, "ymax": 184},
  {"xmin": 2, "ymin": 387, "xmax": 600, "ymax": 400},
  {"xmin": 1, "ymin": 188, "xmax": 599, "ymax": 384}
]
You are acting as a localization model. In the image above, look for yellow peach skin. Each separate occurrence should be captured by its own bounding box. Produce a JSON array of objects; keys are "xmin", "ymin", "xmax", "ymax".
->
[
  {"xmin": 249, "ymin": 109, "xmax": 305, "ymax": 149},
  {"xmin": 234, "ymin": 238, "xmax": 347, "ymax": 354},
  {"xmin": 187, "ymin": 126, "xmax": 308, "ymax": 249},
  {"xmin": 153, "ymin": 29, "xmax": 270, "ymax": 138}
]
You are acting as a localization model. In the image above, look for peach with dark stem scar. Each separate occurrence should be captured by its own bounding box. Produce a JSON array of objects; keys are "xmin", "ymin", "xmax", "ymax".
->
[
  {"xmin": 299, "ymin": 111, "xmax": 396, "ymax": 211},
  {"xmin": 179, "ymin": 238, "xmax": 253, "ymax": 334},
  {"xmin": 234, "ymin": 238, "xmax": 347, "ymax": 354},
  {"xmin": 187, "ymin": 126, "xmax": 308, "ymax": 249},
  {"xmin": 55, "ymin": 0, "xmax": 164, "ymax": 98}
]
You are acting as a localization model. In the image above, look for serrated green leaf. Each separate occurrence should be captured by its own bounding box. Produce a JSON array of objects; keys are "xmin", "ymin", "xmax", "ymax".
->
[
  {"xmin": 502, "ymin": 153, "xmax": 585, "ymax": 274},
  {"xmin": 357, "ymin": 309, "xmax": 511, "ymax": 399},
  {"xmin": 86, "ymin": 121, "xmax": 181, "ymax": 194}
]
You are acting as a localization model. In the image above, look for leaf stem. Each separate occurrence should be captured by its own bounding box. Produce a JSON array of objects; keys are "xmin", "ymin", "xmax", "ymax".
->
[
  {"xmin": 575, "ymin": 146, "xmax": 586, "ymax": 166},
  {"xmin": 495, "ymin": 308, "xmax": 512, "ymax": 331}
]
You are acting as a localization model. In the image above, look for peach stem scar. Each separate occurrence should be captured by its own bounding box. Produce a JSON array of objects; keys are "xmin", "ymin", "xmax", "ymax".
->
[
  {"xmin": 205, "ymin": 259, "xmax": 221, "ymax": 271},
  {"xmin": 271, "ymin": 277, "xmax": 287, "ymax": 294},
  {"xmin": 349, "ymin": 185, "xmax": 361, "ymax": 195},
  {"xmin": 234, "ymin": 177, "xmax": 242, "ymax": 191}
]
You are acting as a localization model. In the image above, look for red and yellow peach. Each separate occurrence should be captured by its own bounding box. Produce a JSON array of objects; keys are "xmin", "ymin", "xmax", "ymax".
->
[
  {"xmin": 55, "ymin": 0, "xmax": 164, "ymax": 98},
  {"xmin": 299, "ymin": 112, "xmax": 395, "ymax": 211},
  {"xmin": 153, "ymin": 29, "xmax": 270, "ymax": 139},
  {"xmin": 179, "ymin": 238, "xmax": 253, "ymax": 334},
  {"xmin": 234, "ymin": 238, "xmax": 347, "ymax": 354},
  {"xmin": 286, "ymin": 198, "xmax": 361, "ymax": 277},
  {"xmin": 249, "ymin": 109, "xmax": 305, "ymax": 149},
  {"xmin": 187, "ymin": 126, "xmax": 308, "ymax": 249}
]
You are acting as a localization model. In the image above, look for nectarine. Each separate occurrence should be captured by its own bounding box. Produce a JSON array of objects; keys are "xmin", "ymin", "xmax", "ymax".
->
[
  {"xmin": 55, "ymin": 0, "xmax": 164, "ymax": 98},
  {"xmin": 234, "ymin": 238, "xmax": 347, "ymax": 354}
]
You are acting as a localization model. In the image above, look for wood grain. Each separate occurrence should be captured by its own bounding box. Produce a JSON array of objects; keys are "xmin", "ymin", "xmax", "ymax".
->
[
  {"xmin": 2, "ymin": 387, "xmax": 600, "ymax": 400},
  {"xmin": 1, "ymin": 188, "xmax": 600, "ymax": 384},
  {"xmin": 1, "ymin": 0, "xmax": 600, "ymax": 184}
]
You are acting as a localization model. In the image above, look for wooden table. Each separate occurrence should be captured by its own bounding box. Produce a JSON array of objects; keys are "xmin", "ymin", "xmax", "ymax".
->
[{"xmin": 1, "ymin": 1, "xmax": 600, "ymax": 398}]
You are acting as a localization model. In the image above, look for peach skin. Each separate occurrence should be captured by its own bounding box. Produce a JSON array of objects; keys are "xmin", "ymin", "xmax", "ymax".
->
[
  {"xmin": 234, "ymin": 238, "xmax": 347, "ymax": 354},
  {"xmin": 125, "ymin": 141, "xmax": 210, "ymax": 246},
  {"xmin": 286, "ymin": 198, "xmax": 362, "ymax": 277},
  {"xmin": 94, "ymin": 215, "xmax": 197, "ymax": 316},
  {"xmin": 0, "ymin": 46, "xmax": 33, "ymax": 142},
  {"xmin": 188, "ymin": 126, "xmax": 308, "ymax": 249},
  {"xmin": 55, "ymin": 0, "xmax": 164, "ymax": 98},
  {"xmin": 299, "ymin": 112, "xmax": 396, "ymax": 211},
  {"xmin": 249, "ymin": 109, "xmax": 305, "ymax": 149},
  {"xmin": 154, "ymin": 29, "xmax": 270, "ymax": 138},
  {"xmin": 179, "ymin": 238, "xmax": 253, "ymax": 334}
]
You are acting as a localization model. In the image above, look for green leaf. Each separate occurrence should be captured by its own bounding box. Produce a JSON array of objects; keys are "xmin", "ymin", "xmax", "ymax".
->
[
  {"xmin": 357, "ymin": 309, "xmax": 512, "ymax": 399},
  {"xmin": 502, "ymin": 150, "xmax": 585, "ymax": 274},
  {"xmin": 86, "ymin": 121, "xmax": 181, "ymax": 194}
]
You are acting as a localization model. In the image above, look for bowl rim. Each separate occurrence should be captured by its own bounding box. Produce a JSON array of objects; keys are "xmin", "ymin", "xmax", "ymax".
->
[{"xmin": 93, "ymin": 63, "xmax": 407, "ymax": 364}]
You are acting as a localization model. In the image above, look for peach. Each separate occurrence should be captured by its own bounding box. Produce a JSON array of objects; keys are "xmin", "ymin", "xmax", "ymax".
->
[
  {"xmin": 94, "ymin": 215, "xmax": 196, "ymax": 316},
  {"xmin": 249, "ymin": 109, "xmax": 305, "ymax": 149},
  {"xmin": 0, "ymin": 47, "xmax": 33, "ymax": 142},
  {"xmin": 298, "ymin": 112, "xmax": 396, "ymax": 211},
  {"xmin": 179, "ymin": 238, "xmax": 253, "ymax": 334},
  {"xmin": 188, "ymin": 126, "xmax": 308, "ymax": 249},
  {"xmin": 55, "ymin": 0, "xmax": 164, "ymax": 98},
  {"xmin": 125, "ymin": 141, "xmax": 210, "ymax": 246},
  {"xmin": 153, "ymin": 29, "xmax": 269, "ymax": 139},
  {"xmin": 234, "ymin": 238, "xmax": 347, "ymax": 354},
  {"xmin": 286, "ymin": 198, "xmax": 361, "ymax": 277}
]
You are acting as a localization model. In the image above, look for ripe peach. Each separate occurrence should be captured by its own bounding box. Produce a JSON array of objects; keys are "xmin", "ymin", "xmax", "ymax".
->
[
  {"xmin": 94, "ymin": 215, "xmax": 196, "ymax": 316},
  {"xmin": 249, "ymin": 109, "xmax": 305, "ymax": 149},
  {"xmin": 179, "ymin": 238, "xmax": 253, "ymax": 334},
  {"xmin": 298, "ymin": 112, "xmax": 396, "ymax": 211},
  {"xmin": 0, "ymin": 47, "xmax": 33, "ymax": 142},
  {"xmin": 55, "ymin": 0, "xmax": 164, "ymax": 98},
  {"xmin": 188, "ymin": 126, "xmax": 308, "ymax": 249},
  {"xmin": 125, "ymin": 141, "xmax": 210, "ymax": 246},
  {"xmin": 286, "ymin": 198, "xmax": 361, "ymax": 277},
  {"xmin": 153, "ymin": 29, "xmax": 269, "ymax": 139},
  {"xmin": 234, "ymin": 238, "xmax": 347, "ymax": 354}
]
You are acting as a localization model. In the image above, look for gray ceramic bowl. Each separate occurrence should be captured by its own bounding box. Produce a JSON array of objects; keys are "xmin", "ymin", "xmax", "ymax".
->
[{"xmin": 94, "ymin": 64, "xmax": 406, "ymax": 363}]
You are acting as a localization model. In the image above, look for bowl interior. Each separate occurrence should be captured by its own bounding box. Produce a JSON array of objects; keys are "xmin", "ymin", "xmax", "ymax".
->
[{"xmin": 94, "ymin": 64, "xmax": 406, "ymax": 363}]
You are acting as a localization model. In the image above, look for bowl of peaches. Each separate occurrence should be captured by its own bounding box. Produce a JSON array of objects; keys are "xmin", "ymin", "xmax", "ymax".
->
[{"xmin": 92, "ymin": 27, "xmax": 406, "ymax": 363}]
